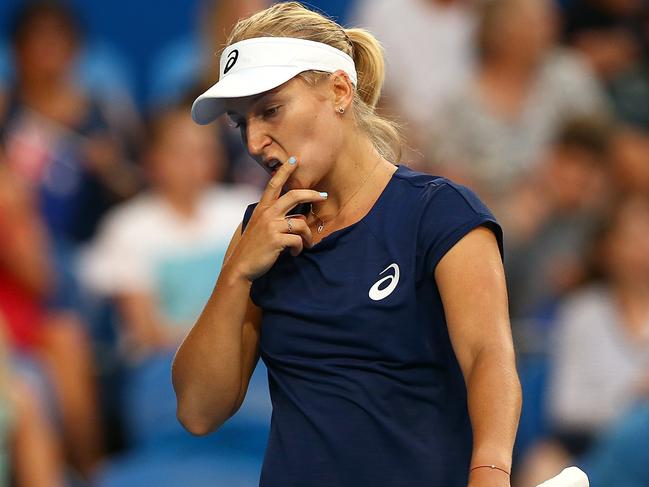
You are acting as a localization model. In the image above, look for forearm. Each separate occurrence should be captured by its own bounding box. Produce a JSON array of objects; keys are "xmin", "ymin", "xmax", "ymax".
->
[
  {"xmin": 12, "ymin": 378, "xmax": 65, "ymax": 487},
  {"xmin": 171, "ymin": 263, "xmax": 255, "ymax": 434},
  {"xmin": 466, "ymin": 345, "xmax": 521, "ymax": 478}
]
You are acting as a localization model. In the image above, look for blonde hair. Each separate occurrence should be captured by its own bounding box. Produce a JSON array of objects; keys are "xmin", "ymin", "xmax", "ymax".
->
[{"xmin": 226, "ymin": 2, "xmax": 402, "ymax": 162}]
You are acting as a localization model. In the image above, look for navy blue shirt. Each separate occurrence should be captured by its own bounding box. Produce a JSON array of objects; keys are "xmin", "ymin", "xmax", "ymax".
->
[{"xmin": 241, "ymin": 165, "xmax": 503, "ymax": 487}]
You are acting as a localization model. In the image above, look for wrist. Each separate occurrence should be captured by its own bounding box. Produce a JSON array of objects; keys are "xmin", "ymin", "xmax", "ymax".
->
[
  {"xmin": 468, "ymin": 465, "xmax": 511, "ymax": 487},
  {"xmin": 219, "ymin": 261, "xmax": 254, "ymax": 287},
  {"xmin": 470, "ymin": 447, "xmax": 512, "ymax": 473},
  {"xmin": 470, "ymin": 464, "xmax": 510, "ymax": 476}
]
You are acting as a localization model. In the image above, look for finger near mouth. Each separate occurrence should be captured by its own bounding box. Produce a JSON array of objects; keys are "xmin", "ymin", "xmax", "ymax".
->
[{"xmin": 269, "ymin": 162, "xmax": 283, "ymax": 176}]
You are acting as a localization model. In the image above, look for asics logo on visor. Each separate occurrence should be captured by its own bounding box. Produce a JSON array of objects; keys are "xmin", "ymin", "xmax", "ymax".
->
[{"xmin": 224, "ymin": 50, "xmax": 239, "ymax": 74}]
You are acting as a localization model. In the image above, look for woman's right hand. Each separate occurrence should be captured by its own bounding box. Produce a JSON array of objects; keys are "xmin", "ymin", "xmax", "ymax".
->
[{"xmin": 227, "ymin": 156, "xmax": 327, "ymax": 282}]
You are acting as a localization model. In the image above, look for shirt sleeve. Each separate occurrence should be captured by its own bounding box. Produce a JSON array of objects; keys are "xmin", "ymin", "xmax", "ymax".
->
[
  {"xmin": 417, "ymin": 180, "xmax": 504, "ymax": 277},
  {"xmin": 241, "ymin": 202, "xmax": 259, "ymax": 234}
]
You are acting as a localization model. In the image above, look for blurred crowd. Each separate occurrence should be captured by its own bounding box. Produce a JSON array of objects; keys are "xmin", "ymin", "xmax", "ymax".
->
[{"xmin": 0, "ymin": 0, "xmax": 647, "ymax": 486}]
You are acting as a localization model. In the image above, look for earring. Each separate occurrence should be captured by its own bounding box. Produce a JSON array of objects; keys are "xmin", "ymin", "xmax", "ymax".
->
[{"xmin": 337, "ymin": 106, "xmax": 345, "ymax": 114}]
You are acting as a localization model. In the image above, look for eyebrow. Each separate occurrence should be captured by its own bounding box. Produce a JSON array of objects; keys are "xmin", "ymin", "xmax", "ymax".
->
[
  {"xmin": 226, "ymin": 88, "xmax": 282, "ymax": 119},
  {"xmin": 252, "ymin": 87, "xmax": 281, "ymax": 105}
]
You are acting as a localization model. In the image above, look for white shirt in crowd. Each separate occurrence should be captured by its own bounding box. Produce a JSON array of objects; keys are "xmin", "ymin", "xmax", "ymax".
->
[
  {"xmin": 548, "ymin": 284, "xmax": 649, "ymax": 432},
  {"xmin": 79, "ymin": 184, "xmax": 259, "ymax": 329},
  {"xmin": 428, "ymin": 50, "xmax": 608, "ymax": 196}
]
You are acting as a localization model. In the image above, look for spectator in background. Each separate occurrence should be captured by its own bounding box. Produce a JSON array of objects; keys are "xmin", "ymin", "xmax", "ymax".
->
[
  {"xmin": 0, "ymin": 1, "xmax": 141, "ymax": 146},
  {"xmin": 80, "ymin": 104, "xmax": 259, "ymax": 361},
  {"xmin": 0, "ymin": 163, "xmax": 104, "ymax": 480},
  {"xmin": 516, "ymin": 195, "xmax": 649, "ymax": 486},
  {"xmin": 426, "ymin": 0, "xmax": 608, "ymax": 205},
  {"xmin": 562, "ymin": 0, "xmax": 649, "ymax": 128},
  {"xmin": 80, "ymin": 104, "xmax": 267, "ymax": 486},
  {"xmin": 0, "ymin": 1, "xmax": 141, "ymax": 247},
  {"xmin": 151, "ymin": 0, "xmax": 353, "ymax": 113},
  {"xmin": 609, "ymin": 126, "xmax": 649, "ymax": 194},
  {"xmin": 502, "ymin": 117, "xmax": 612, "ymax": 337},
  {"xmin": 149, "ymin": 0, "xmax": 271, "ymax": 188},
  {"xmin": 351, "ymin": 0, "xmax": 476, "ymax": 157},
  {"xmin": 149, "ymin": 0, "xmax": 270, "ymax": 109},
  {"xmin": 0, "ymin": 318, "xmax": 66, "ymax": 487}
]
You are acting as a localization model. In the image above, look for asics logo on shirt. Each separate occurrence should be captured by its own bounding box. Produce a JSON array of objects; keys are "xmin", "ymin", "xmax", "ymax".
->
[{"xmin": 368, "ymin": 263, "xmax": 400, "ymax": 301}]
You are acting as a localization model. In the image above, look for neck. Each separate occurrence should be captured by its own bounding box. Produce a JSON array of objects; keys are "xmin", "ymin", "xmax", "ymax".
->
[
  {"xmin": 481, "ymin": 56, "xmax": 538, "ymax": 84},
  {"xmin": 160, "ymin": 189, "xmax": 200, "ymax": 219},
  {"xmin": 614, "ymin": 279, "xmax": 649, "ymax": 301},
  {"xmin": 612, "ymin": 280, "xmax": 649, "ymax": 336},
  {"xmin": 477, "ymin": 59, "xmax": 540, "ymax": 118},
  {"xmin": 310, "ymin": 135, "xmax": 390, "ymax": 221},
  {"xmin": 19, "ymin": 75, "xmax": 76, "ymax": 122},
  {"xmin": 20, "ymin": 73, "xmax": 67, "ymax": 97}
]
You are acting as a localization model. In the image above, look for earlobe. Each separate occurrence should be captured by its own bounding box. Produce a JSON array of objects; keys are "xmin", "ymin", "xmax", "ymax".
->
[{"xmin": 331, "ymin": 70, "xmax": 353, "ymax": 114}]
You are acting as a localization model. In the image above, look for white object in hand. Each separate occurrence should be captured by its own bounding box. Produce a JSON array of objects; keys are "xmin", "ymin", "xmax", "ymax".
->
[{"xmin": 536, "ymin": 467, "xmax": 589, "ymax": 487}]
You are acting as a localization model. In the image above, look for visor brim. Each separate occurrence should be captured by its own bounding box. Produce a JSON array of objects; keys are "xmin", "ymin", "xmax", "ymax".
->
[{"xmin": 191, "ymin": 66, "xmax": 306, "ymax": 125}]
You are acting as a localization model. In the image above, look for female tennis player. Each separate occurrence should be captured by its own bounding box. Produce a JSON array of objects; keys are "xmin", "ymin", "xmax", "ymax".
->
[{"xmin": 172, "ymin": 3, "xmax": 521, "ymax": 486}]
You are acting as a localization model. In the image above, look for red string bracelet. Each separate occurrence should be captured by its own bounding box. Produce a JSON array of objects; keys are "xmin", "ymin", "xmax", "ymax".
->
[{"xmin": 470, "ymin": 464, "xmax": 511, "ymax": 476}]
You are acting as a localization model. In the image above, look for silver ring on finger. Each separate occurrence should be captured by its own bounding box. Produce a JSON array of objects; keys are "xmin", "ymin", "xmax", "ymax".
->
[{"xmin": 285, "ymin": 216, "xmax": 294, "ymax": 234}]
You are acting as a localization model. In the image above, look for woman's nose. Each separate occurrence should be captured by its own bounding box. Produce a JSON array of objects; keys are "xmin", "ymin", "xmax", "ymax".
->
[{"xmin": 245, "ymin": 120, "xmax": 271, "ymax": 157}]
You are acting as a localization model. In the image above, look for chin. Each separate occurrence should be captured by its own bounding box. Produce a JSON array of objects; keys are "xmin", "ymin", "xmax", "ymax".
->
[
  {"xmin": 284, "ymin": 170, "xmax": 311, "ymax": 190},
  {"xmin": 284, "ymin": 179, "xmax": 304, "ymax": 191}
]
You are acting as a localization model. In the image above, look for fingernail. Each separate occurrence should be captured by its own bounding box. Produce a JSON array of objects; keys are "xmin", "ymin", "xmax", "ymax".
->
[
  {"xmin": 288, "ymin": 156, "xmax": 297, "ymax": 165},
  {"xmin": 320, "ymin": 192, "xmax": 328, "ymax": 198}
]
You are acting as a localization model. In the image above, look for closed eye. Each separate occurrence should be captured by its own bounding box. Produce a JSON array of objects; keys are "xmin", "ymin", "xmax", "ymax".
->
[{"xmin": 262, "ymin": 106, "xmax": 280, "ymax": 119}]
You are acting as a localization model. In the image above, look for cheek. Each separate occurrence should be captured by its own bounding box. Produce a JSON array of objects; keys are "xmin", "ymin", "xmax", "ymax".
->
[{"xmin": 284, "ymin": 112, "xmax": 340, "ymax": 186}]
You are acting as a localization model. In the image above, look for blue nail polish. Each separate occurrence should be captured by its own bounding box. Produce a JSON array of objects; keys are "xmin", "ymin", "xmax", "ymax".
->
[
  {"xmin": 320, "ymin": 192, "xmax": 328, "ymax": 198},
  {"xmin": 288, "ymin": 156, "xmax": 297, "ymax": 165}
]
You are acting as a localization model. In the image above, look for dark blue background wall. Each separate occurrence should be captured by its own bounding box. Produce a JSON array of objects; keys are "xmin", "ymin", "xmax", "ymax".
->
[{"xmin": 0, "ymin": 0, "xmax": 354, "ymax": 105}]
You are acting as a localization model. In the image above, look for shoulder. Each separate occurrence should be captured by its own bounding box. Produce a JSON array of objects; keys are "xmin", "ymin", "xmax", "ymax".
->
[
  {"xmin": 392, "ymin": 165, "xmax": 494, "ymax": 218},
  {"xmin": 203, "ymin": 184, "xmax": 260, "ymax": 217},
  {"xmin": 391, "ymin": 164, "xmax": 454, "ymax": 198},
  {"xmin": 96, "ymin": 192, "xmax": 163, "ymax": 240},
  {"xmin": 204, "ymin": 183, "xmax": 260, "ymax": 208},
  {"xmin": 390, "ymin": 166, "xmax": 503, "ymax": 274},
  {"xmin": 202, "ymin": 184, "xmax": 260, "ymax": 238},
  {"xmin": 542, "ymin": 49, "xmax": 601, "ymax": 91},
  {"xmin": 107, "ymin": 192, "xmax": 161, "ymax": 222},
  {"xmin": 545, "ymin": 48, "xmax": 593, "ymax": 74},
  {"xmin": 79, "ymin": 195, "xmax": 162, "ymax": 294}
]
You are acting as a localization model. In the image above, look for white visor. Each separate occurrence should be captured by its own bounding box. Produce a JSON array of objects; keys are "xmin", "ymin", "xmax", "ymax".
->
[{"xmin": 191, "ymin": 37, "xmax": 357, "ymax": 125}]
